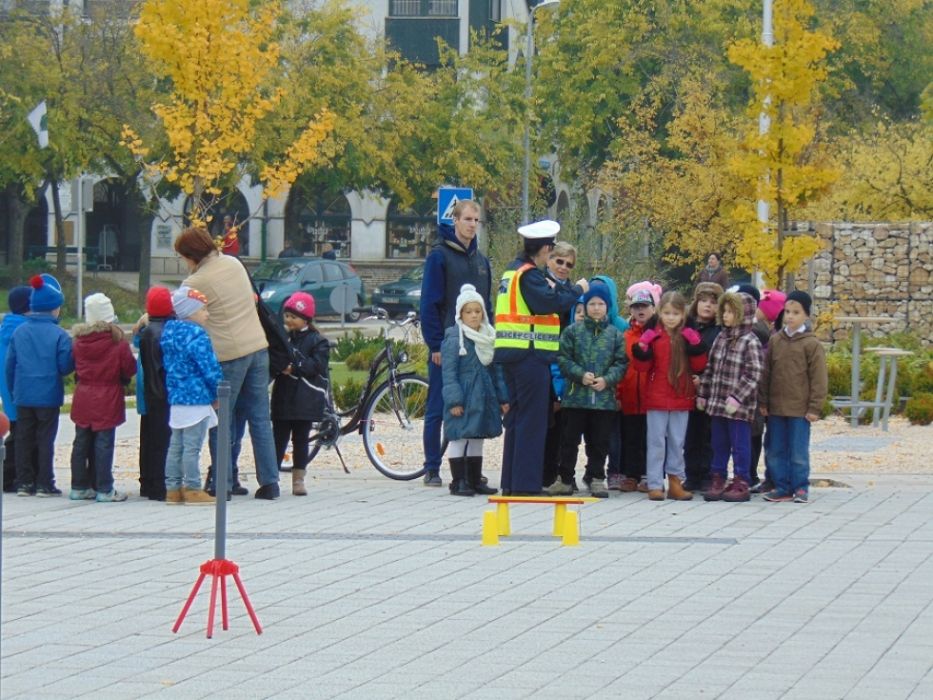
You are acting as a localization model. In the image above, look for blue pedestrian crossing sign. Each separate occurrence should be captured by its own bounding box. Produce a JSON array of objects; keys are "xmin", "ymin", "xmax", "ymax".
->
[{"xmin": 437, "ymin": 187, "xmax": 474, "ymax": 225}]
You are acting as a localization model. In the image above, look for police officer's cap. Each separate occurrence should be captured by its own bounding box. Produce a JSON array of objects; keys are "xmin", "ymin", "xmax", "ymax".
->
[{"xmin": 517, "ymin": 220, "xmax": 560, "ymax": 242}]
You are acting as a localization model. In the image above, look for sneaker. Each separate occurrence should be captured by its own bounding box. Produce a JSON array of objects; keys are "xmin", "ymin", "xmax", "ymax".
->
[
  {"xmin": 231, "ymin": 483, "xmax": 249, "ymax": 496},
  {"xmin": 589, "ymin": 479, "xmax": 609, "ymax": 499},
  {"xmin": 703, "ymin": 474, "xmax": 728, "ymax": 502},
  {"xmin": 607, "ymin": 474, "xmax": 623, "ymax": 491},
  {"xmin": 69, "ymin": 488, "xmax": 97, "ymax": 501},
  {"xmin": 750, "ymin": 479, "xmax": 773, "ymax": 495},
  {"xmin": 166, "ymin": 489, "xmax": 183, "ymax": 505},
  {"xmin": 619, "ymin": 477, "xmax": 638, "ymax": 492},
  {"xmin": 95, "ymin": 489, "xmax": 128, "ymax": 503},
  {"xmin": 722, "ymin": 479, "xmax": 751, "ymax": 502},
  {"xmin": 545, "ymin": 479, "xmax": 573, "ymax": 496},
  {"xmin": 763, "ymin": 489, "xmax": 793, "ymax": 502},
  {"xmin": 636, "ymin": 477, "xmax": 649, "ymax": 493},
  {"xmin": 254, "ymin": 483, "xmax": 280, "ymax": 500},
  {"xmin": 423, "ymin": 472, "xmax": 443, "ymax": 487},
  {"xmin": 793, "ymin": 488, "xmax": 809, "ymax": 504},
  {"xmin": 183, "ymin": 488, "xmax": 216, "ymax": 505},
  {"xmin": 35, "ymin": 486, "xmax": 62, "ymax": 497},
  {"xmin": 16, "ymin": 484, "xmax": 35, "ymax": 497}
]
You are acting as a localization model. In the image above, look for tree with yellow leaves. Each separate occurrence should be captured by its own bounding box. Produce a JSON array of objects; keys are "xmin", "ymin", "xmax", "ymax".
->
[
  {"xmin": 122, "ymin": 0, "xmax": 335, "ymax": 227},
  {"xmin": 727, "ymin": 0, "xmax": 840, "ymax": 288}
]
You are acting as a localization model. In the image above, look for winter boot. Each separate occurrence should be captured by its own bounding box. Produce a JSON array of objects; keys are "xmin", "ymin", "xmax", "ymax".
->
[
  {"xmin": 448, "ymin": 457, "xmax": 474, "ymax": 497},
  {"xmin": 704, "ymin": 473, "xmax": 728, "ymax": 501},
  {"xmin": 232, "ymin": 468, "xmax": 249, "ymax": 496},
  {"xmin": 292, "ymin": 468, "xmax": 307, "ymax": 496},
  {"xmin": 467, "ymin": 456, "xmax": 497, "ymax": 495},
  {"xmin": 667, "ymin": 475, "xmax": 694, "ymax": 501}
]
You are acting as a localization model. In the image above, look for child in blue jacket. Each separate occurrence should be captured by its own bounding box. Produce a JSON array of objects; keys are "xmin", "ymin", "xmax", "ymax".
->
[
  {"xmin": 441, "ymin": 284, "xmax": 509, "ymax": 496},
  {"xmin": 6, "ymin": 275, "xmax": 74, "ymax": 496},
  {"xmin": 1, "ymin": 286, "xmax": 32, "ymax": 492},
  {"xmin": 160, "ymin": 287, "xmax": 223, "ymax": 505}
]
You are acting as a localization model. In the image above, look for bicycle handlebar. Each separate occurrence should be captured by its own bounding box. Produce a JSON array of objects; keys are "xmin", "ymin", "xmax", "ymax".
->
[{"xmin": 353, "ymin": 306, "xmax": 419, "ymax": 328}]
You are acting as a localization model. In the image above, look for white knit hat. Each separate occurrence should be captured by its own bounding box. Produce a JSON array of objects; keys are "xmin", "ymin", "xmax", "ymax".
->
[
  {"xmin": 455, "ymin": 284, "xmax": 487, "ymax": 356},
  {"xmin": 84, "ymin": 292, "xmax": 116, "ymax": 324}
]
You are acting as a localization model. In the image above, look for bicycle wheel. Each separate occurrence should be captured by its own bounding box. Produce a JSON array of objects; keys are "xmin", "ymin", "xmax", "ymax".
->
[{"xmin": 362, "ymin": 374, "xmax": 429, "ymax": 480}]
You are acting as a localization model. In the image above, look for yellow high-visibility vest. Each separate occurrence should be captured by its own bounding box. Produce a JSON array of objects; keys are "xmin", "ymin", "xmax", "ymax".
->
[{"xmin": 494, "ymin": 263, "xmax": 561, "ymax": 351}]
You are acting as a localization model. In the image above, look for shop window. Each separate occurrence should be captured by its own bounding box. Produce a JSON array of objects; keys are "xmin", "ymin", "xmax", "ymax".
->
[{"xmin": 386, "ymin": 200, "xmax": 434, "ymax": 259}]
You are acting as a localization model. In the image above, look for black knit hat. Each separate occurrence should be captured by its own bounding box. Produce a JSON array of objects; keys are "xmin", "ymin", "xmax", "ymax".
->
[{"xmin": 786, "ymin": 290, "xmax": 812, "ymax": 316}]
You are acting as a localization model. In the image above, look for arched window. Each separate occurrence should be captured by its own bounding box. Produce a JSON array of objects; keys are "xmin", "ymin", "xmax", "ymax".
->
[
  {"xmin": 386, "ymin": 198, "xmax": 434, "ymax": 259},
  {"xmin": 284, "ymin": 179, "xmax": 351, "ymax": 257}
]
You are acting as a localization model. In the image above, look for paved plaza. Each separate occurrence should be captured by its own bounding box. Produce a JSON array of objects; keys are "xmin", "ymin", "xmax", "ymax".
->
[{"xmin": 2, "ymin": 424, "xmax": 932, "ymax": 699}]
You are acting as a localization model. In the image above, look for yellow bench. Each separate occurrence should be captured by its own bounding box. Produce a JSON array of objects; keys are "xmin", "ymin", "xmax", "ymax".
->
[{"xmin": 482, "ymin": 496, "xmax": 600, "ymax": 547}]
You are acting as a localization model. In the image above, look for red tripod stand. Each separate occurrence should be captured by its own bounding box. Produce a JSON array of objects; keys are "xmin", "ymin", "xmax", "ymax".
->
[
  {"xmin": 171, "ymin": 383, "xmax": 262, "ymax": 639},
  {"xmin": 173, "ymin": 559, "xmax": 262, "ymax": 638}
]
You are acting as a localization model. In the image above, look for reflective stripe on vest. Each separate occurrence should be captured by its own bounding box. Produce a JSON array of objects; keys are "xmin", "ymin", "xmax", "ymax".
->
[{"xmin": 494, "ymin": 263, "xmax": 561, "ymax": 351}]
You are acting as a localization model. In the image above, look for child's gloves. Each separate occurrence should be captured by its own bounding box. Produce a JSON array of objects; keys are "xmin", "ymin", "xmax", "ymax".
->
[
  {"xmin": 725, "ymin": 396, "xmax": 740, "ymax": 415},
  {"xmin": 696, "ymin": 397, "xmax": 707, "ymax": 411},
  {"xmin": 639, "ymin": 328, "xmax": 660, "ymax": 347},
  {"xmin": 682, "ymin": 327, "xmax": 701, "ymax": 345}
]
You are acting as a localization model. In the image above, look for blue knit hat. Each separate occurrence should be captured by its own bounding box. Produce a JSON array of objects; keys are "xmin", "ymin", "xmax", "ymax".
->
[
  {"xmin": 7, "ymin": 286, "xmax": 31, "ymax": 315},
  {"xmin": 583, "ymin": 282, "xmax": 612, "ymax": 309},
  {"xmin": 29, "ymin": 274, "xmax": 64, "ymax": 312}
]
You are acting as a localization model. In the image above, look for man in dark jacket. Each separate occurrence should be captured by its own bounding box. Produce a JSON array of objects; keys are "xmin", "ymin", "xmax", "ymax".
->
[{"xmin": 419, "ymin": 200, "xmax": 492, "ymax": 486}]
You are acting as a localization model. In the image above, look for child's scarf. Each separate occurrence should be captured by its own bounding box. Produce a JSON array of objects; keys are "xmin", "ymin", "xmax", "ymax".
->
[{"xmin": 458, "ymin": 319, "xmax": 496, "ymax": 366}]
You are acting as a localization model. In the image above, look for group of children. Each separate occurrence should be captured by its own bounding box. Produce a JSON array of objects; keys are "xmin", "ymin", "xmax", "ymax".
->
[
  {"xmin": 1, "ymin": 273, "xmax": 331, "ymax": 504},
  {"xmin": 440, "ymin": 261, "xmax": 828, "ymax": 504}
]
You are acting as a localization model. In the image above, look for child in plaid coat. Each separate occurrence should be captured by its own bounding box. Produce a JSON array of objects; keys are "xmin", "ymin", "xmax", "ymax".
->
[{"xmin": 696, "ymin": 291, "xmax": 763, "ymax": 502}]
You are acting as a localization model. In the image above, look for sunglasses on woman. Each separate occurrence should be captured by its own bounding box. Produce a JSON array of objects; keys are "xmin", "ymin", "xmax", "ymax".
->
[{"xmin": 553, "ymin": 258, "xmax": 574, "ymax": 269}]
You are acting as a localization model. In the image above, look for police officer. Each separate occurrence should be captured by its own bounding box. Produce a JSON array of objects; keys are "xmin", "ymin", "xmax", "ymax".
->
[{"xmin": 494, "ymin": 220, "xmax": 589, "ymax": 495}]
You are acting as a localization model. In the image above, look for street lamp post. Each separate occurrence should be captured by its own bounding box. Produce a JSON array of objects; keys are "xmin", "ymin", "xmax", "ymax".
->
[{"xmin": 521, "ymin": 0, "xmax": 560, "ymax": 225}]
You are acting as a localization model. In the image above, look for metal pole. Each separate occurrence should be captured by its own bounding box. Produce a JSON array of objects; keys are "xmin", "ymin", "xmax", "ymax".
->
[
  {"xmin": 214, "ymin": 381, "xmax": 231, "ymax": 561},
  {"xmin": 76, "ymin": 177, "xmax": 84, "ymax": 319},
  {"xmin": 521, "ymin": 13, "xmax": 534, "ymax": 225},
  {"xmin": 754, "ymin": 0, "xmax": 773, "ymax": 288}
]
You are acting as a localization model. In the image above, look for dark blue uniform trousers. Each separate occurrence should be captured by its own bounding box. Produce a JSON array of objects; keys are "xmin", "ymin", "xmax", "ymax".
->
[
  {"xmin": 422, "ymin": 360, "xmax": 444, "ymax": 474},
  {"xmin": 501, "ymin": 355, "xmax": 551, "ymax": 493}
]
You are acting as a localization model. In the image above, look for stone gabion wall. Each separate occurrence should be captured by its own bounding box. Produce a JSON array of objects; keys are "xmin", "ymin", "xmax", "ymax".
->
[{"xmin": 800, "ymin": 222, "xmax": 932, "ymax": 346}]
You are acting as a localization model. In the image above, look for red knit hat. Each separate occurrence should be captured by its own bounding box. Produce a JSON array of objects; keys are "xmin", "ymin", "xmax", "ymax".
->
[{"xmin": 146, "ymin": 286, "xmax": 174, "ymax": 317}]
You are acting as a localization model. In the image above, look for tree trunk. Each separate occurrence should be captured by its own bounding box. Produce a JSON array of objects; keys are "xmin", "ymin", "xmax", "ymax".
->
[
  {"xmin": 49, "ymin": 177, "xmax": 66, "ymax": 276},
  {"xmin": 134, "ymin": 191, "xmax": 155, "ymax": 307},
  {"xmin": 5, "ymin": 184, "xmax": 28, "ymax": 285}
]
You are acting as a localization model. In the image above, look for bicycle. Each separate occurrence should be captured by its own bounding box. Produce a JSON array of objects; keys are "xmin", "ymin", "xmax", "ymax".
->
[{"xmin": 306, "ymin": 307, "xmax": 429, "ymax": 480}]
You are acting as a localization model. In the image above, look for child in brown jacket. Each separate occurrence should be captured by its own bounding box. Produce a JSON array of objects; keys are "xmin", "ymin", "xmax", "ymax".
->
[{"xmin": 759, "ymin": 291, "xmax": 828, "ymax": 504}]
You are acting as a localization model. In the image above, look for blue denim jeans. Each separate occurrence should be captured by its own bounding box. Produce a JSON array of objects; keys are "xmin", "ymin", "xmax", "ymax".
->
[
  {"xmin": 766, "ymin": 415, "xmax": 811, "ymax": 493},
  {"xmin": 422, "ymin": 359, "xmax": 444, "ymax": 475},
  {"xmin": 165, "ymin": 417, "xmax": 210, "ymax": 491},
  {"xmin": 208, "ymin": 349, "xmax": 279, "ymax": 488},
  {"xmin": 70, "ymin": 426, "xmax": 116, "ymax": 493}
]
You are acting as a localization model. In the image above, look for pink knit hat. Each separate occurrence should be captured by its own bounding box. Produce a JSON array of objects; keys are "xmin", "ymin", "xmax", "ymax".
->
[{"xmin": 758, "ymin": 289, "xmax": 787, "ymax": 323}]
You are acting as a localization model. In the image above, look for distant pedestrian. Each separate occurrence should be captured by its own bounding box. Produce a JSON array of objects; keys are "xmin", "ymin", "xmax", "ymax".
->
[
  {"xmin": 271, "ymin": 292, "xmax": 330, "ymax": 497},
  {"xmin": 441, "ymin": 284, "xmax": 508, "ymax": 497},
  {"xmin": 69, "ymin": 293, "xmax": 136, "ymax": 502},
  {"xmin": 279, "ymin": 239, "xmax": 302, "ymax": 258},
  {"xmin": 6, "ymin": 274, "xmax": 73, "ymax": 497},
  {"xmin": 696, "ymin": 291, "xmax": 763, "ymax": 503},
  {"xmin": 220, "ymin": 215, "xmax": 240, "ymax": 256},
  {"xmin": 760, "ymin": 291, "xmax": 827, "ymax": 504},
  {"xmin": 160, "ymin": 287, "xmax": 222, "ymax": 505},
  {"xmin": 696, "ymin": 253, "xmax": 729, "ymax": 290},
  {"xmin": 320, "ymin": 242, "xmax": 337, "ymax": 260}
]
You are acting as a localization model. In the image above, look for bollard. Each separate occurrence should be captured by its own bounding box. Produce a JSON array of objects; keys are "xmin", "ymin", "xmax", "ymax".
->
[
  {"xmin": 481, "ymin": 511, "xmax": 499, "ymax": 546},
  {"xmin": 561, "ymin": 510, "xmax": 580, "ymax": 547}
]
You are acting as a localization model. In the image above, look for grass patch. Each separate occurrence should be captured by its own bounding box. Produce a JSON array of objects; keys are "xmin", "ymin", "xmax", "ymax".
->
[{"xmin": 329, "ymin": 361, "xmax": 368, "ymax": 387}]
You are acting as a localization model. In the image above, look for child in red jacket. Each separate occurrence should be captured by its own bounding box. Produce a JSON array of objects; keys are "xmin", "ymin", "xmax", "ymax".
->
[
  {"xmin": 631, "ymin": 291, "xmax": 707, "ymax": 500},
  {"xmin": 69, "ymin": 293, "xmax": 137, "ymax": 502},
  {"xmin": 616, "ymin": 283, "xmax": 661, "ymax": 492}
]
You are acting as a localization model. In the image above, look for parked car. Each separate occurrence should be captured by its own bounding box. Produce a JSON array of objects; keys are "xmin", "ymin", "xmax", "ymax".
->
[
  {"xmin": 371, "ymin": 263, "xmax": 424, "ymax": 317},
  {"xmin": 253, "ymin": 257, "xmax": 365, "ymax": 322}
]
